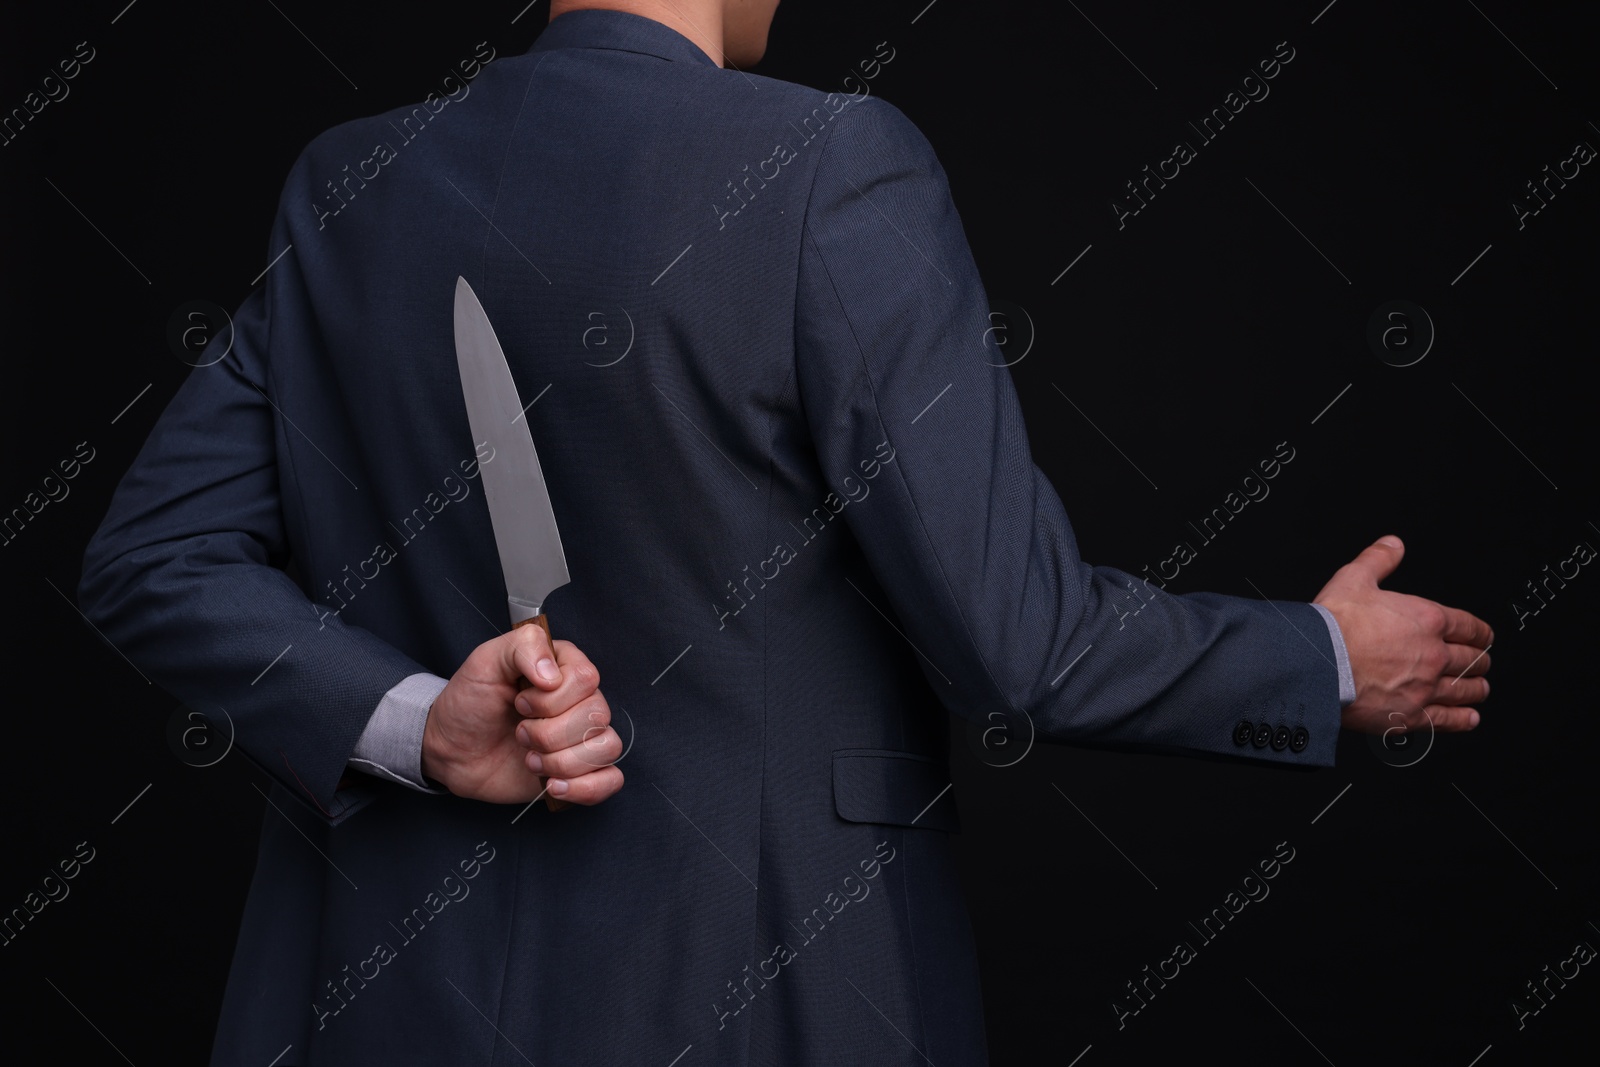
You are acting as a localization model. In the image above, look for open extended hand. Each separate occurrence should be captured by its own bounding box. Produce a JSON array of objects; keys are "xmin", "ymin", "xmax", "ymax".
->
[
  {"xmin": 1314, "ymin": 535, "xmax": 1493, "ymax": 736},
  {"xmin": 421, "ymin": 624, "xmax": 625, "ymax": 805}
]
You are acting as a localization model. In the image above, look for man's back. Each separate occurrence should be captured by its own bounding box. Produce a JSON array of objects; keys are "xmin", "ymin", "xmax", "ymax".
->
[{"xmin": 80, "ymin": 9, "xmax": 1347, "ymax": 1064}]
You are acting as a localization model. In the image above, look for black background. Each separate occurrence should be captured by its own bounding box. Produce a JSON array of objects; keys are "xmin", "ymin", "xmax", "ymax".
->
[{"xmin": 3, "ymin": 1, "xmax": 1596, "ymax": 1063}]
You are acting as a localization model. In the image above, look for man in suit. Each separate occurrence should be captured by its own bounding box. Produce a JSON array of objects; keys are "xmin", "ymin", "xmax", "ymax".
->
[{"xmin": 78, "ymin": 1, "xmax": 1492, "ymax": 1063}]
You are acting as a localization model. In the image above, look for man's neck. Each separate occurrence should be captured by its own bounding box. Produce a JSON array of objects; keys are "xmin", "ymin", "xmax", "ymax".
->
[{"xmin": 549, "ymin": 0, "xmax": 727, "ymax": 68}]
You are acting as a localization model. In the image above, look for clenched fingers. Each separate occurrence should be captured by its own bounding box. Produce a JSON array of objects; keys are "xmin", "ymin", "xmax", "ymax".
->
[
  {"xmin": 517, "ymin": 693, "xmax": 611, "ymax": 752},
  {"xmin": 544, "ymin": 765, "xmax": 625, "ymax": 805},
  {"xmin": 515, "ymin": 639, "xmax": 601, "ymax": 718},
  {"xmin": 522, "ymin": 723, "xmax": 624, "ymax": 779}
]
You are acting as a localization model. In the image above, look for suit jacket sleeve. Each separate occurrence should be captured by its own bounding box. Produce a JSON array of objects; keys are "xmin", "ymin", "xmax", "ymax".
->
[
  {"xmin": 77, "ymin": 230, "xmax": 441, "ymax": 819},
  {"xmin": 793, "ymin": 97, "xmax": 1342, "ymax": 766}
]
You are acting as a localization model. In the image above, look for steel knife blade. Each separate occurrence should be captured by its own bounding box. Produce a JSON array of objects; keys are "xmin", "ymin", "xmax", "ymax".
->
[{"xmin": 453, "ymin": 275, "xmax": 570, "ymax": 627}]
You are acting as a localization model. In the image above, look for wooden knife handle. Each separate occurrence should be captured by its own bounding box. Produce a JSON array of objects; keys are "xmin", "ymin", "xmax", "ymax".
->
[{"xmin": 514, "ymin": 613, "xmax": 568, "ymax": 813}]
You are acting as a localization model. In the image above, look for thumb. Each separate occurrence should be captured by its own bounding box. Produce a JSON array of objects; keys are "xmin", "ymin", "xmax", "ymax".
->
[
  {"xmin": 1342, "ymin": 535, "xmax": 1405, "ymax": 587},
  {"xmin": 507, "ymin": 623, "xmax": 562, "ymax": 691}
]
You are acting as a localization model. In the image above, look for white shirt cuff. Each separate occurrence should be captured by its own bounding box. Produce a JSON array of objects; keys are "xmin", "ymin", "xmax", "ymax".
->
[
  {"xmin": 348, "ymin": 672, "xmax": 451, "ymax": 793},
  {"xmin": 1309, "ymin": 603, "xmax": 1357, "ymax": 707}
]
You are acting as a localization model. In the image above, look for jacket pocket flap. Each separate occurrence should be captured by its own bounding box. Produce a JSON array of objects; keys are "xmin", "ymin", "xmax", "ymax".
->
[{"xmin": 832, "ymin": 749, "xmax": 959, "ymax": 832}]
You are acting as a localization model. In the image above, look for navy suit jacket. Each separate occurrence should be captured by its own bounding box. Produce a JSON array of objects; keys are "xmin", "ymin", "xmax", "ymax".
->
[{"xmin": 78, "ymin": 10, "xmax": 1344, "ymax": 1065}]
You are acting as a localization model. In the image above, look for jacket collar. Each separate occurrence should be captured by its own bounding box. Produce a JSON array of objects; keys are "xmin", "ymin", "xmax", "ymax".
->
[{"xmin": 528, "ymin": 8, "xmax": 720, "ymax": 68}]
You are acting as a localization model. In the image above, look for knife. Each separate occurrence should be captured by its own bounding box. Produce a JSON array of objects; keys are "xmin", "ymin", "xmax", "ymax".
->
[{"xmin": 453, "ymin": 275, "xmax": 572, "ymax": 812}]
